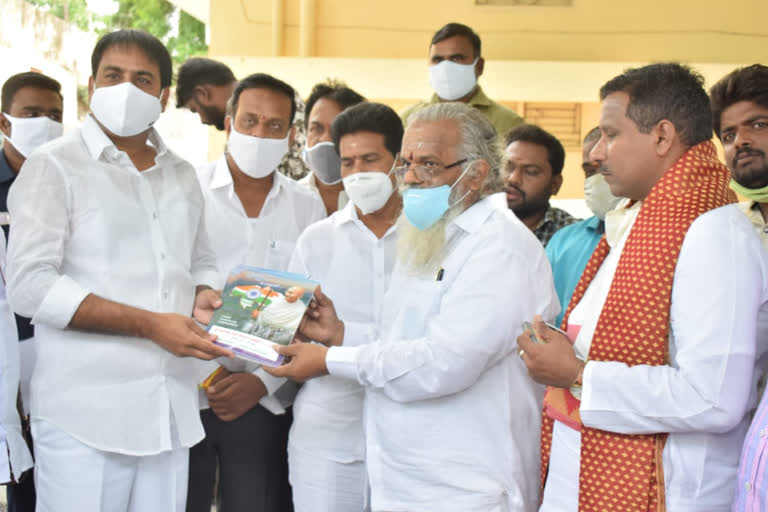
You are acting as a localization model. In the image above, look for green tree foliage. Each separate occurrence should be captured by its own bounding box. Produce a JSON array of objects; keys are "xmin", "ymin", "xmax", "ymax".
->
[
  {"xmin": 25, "ymin": 0, "xmax": 208, "ymax": 67},
  {"xmin": 26, "ymin": 0, "xmax": 93, "ymax": 31}
]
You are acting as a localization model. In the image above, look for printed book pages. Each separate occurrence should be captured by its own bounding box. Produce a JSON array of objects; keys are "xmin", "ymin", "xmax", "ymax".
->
[{"xmin": 208, "ymin": 265, "xmax": 318, "ymax": 367}]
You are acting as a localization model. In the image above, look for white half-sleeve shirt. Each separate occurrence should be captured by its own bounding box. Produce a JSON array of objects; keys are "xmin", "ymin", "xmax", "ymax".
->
[
  {"xmin": 287, "ymin": 201, "xmax": 397, "ymax": 464},
  {"xmin": 541, "ymin": 203, "xmax": 768, "ymax": 512},
  {"xmin": 326, "ymin": 193, "xmax": 561, "ymax": 512},
  {"xmin": 6, "ymin": 114, "xmax": 220, "ymax": 456}
]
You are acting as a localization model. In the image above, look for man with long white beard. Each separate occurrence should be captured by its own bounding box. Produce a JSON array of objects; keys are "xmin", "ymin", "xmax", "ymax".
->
[{"xmin": 266, "ymin": 102, "xmax": 559, "ymax": 512}]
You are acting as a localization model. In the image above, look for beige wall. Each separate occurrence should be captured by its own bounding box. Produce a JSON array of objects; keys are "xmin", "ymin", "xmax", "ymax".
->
[
  {"xmin": 195, "ymin": 0, "xmax": 761, "ymax": 200},
  {"xmin": 209, "ymin": 0, "xmax": 768, "ymax": 63}
]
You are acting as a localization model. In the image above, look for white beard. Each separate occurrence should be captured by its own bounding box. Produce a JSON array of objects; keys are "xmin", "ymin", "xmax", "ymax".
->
[{"xmin": 396, "ymin": 204, "xmax": 463, "ymax": 277}]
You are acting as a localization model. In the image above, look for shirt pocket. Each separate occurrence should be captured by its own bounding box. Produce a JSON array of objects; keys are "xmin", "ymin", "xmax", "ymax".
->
[{"xmin": 264, "ymin": 240, "xmax": 296, "ymax": 272}]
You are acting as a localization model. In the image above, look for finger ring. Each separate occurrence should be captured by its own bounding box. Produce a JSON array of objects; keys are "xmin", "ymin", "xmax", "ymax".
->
[{"xmin": 519, "ymin": 349, "xmax": 525, "ymax": 358}]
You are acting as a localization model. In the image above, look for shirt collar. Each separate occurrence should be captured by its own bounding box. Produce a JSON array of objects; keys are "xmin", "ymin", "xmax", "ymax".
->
[
  {"xmin": 429, "ymin": 85, "xmax": 491, "ymax": 108},
  {"xmin": 452, "ymin": 192, "xmax": 499, "ymax": 234},
  {"xmin": 80, "ymin": 114, "xmax": 168, "ymax": 162},
  {"xmin": 210, "ymin": 155, "xmax": 285, "ymax": 202},
  {"xmin": 742, "ymin": 200, "xmax": 766, "ymax": 227},
  {"xmin": 0, "ymin": 149, "xmax": 16, "ymax": 184},
  {"xmin": 333, "ymin": 201, "xmax": 358, "ymax": 226},
  {"xmin": 584, "ymin": 215, "xmax": 603, "ymax": 231}
]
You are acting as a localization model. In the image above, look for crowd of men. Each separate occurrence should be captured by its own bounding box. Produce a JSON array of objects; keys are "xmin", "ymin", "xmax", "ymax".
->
[{"xmin": 0, "ymin": 20, "xmax": 766, "ymax": 512}]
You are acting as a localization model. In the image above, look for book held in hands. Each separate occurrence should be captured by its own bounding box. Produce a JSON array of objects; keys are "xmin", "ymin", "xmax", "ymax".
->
[{"xmin": 208, "ymin": 265, "xmax": 318, "ymax": 367}]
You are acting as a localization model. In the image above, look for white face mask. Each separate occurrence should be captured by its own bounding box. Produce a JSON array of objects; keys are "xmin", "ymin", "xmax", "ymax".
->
[
  {"xmin": 90, "ymin": 82, "xmax": 162, "ymax": 137},
  {"xmin": 2, "ymin": 114, "xmax": 63, "ymax": 158},
  {"xmin": 343, "ymin": 168, "xmax": 395, "ymax": 215},
  {"xmin": 305, "ymin": 141, "xmax": 342, "ymax": 184},
  {"xmin": 227, "ymin": 126, "xmax": 289, "ymax": 179},
  {"xmin": 584, "ymin": 173, "xmax": 622, "ymax": 220},
  {"xmin": 429, "ymin": 58, "xmax": 479, "ymax": 101}
]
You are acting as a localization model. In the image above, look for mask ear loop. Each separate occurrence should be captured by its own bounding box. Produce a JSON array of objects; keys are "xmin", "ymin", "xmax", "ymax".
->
[{"xmin": 447, "ymin": 160, "xmax": 478, "ymax": 208}]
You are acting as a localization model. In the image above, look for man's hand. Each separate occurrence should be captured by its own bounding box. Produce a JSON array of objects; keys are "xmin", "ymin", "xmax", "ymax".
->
[
  {"xmin": 207, "ymin": 372, "xmax": 267, "ymax": 422},
  {"xmin": 262, "ymin": 343, "xmax": 329, "ymax": 381},
  {"xmin": 193, "ymin": 288, "xmax": 223, "ymax": 325},
  {"xmin": 299, "ymin": 286, "xmax": 344, "ymax": 346},
  {"xmin": 144, "ymin": 312, "xmax": 233, "ymax": 360},
  {"xmin": 517, "ymin": 315, "xmax": 584, "ymax": 388}
]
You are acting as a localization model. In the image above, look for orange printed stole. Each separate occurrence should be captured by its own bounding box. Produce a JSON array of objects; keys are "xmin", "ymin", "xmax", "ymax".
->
[{"xmin": 540, "ymin": 141, "xmax": 736, "ymax": 512}]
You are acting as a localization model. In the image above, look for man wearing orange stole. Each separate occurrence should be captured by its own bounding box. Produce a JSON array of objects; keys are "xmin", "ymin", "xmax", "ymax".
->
[{"xmin": 518, "ymin": 63, "xmax": 768, "ymax": 512}]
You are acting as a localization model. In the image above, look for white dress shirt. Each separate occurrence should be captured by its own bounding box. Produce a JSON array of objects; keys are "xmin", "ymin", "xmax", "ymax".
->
[
  {"xmin": 299, "ymin": 171, "xmax": 348, "ymax": 212},
  {"xmin": 326, "ymin": 193, "xmax": 560, "ymax": 512},
  {"xmin": 541, "ymin": 204, "xmax": 768, "ymax": 512},
  {"xmin": 0, "ymin": 230, "xmax": 33, "ymax": 483},
  {"xmin": 197, "ymin": 156, "xmax": 325, "ymax": 411},
  {"xmin": 6, "ymin": 115, "xmax": 220, "ymax": 456},
  {"xmin": 288, "ymin": 201, "xmax": 397, "ymax": 464}
]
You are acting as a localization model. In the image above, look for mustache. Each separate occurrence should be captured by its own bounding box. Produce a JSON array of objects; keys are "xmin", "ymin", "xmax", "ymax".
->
[
  {"xmin": 598, "ymin": 164, "xmax": 611, "ymax": 175},
  {"xmin": 733, "ymin": 147, "xmax": 766, "ymax": 166},
  {"xmin": 506, "ymin": 184, "xmax": 526, "ymax": 199}
]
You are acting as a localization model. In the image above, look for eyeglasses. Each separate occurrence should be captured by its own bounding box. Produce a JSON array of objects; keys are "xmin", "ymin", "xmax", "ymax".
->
[{"xmin": 394, "ymin": 158, "xmax": 468, "ymax": 182}]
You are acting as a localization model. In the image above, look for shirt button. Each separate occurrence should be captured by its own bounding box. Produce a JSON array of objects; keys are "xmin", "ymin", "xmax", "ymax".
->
[
  {"xmin": 153, "ymin": 212, "xmax": 159, "ymax": 220},
  {"xmin": 746, "ymin": 481, "xmax": 752, "ymax": 492},
  {"xmin": 160, "ymin": 253, "xmax": 166, "ymax": 260},
  {"xmin": 163, "ymin": 291, "xmax": 169, "ymax": 299}
]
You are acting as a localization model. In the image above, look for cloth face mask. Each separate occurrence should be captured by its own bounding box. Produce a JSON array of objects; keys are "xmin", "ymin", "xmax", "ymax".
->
[
  {"xmin": 584, "ymin": 174, "xmax": 622, "ymax": 220},
  {"xmin": 227, "ymin": 126, "xmax": 289, "ymax": 179},
  {"xmin": 343, "ymin": 168, "xmax": 395, "ymax": 215},
  {"xmin": 2, "ymin": 114, "xmax": 63, "ymax": 157},
  {"xmin": 90, "ymin": 82, "xmax": 162, "ymax": 137},
  {"xmin": 729, "ymin": 178, "xmax": 768, "ymax": 203},
  {"xmin": 305, "ymin": 142, "xmax": 342, "ymax": 184},
  {"xmin": 429, "ymin": 58, "xmax": 479, "ymax": 101}
]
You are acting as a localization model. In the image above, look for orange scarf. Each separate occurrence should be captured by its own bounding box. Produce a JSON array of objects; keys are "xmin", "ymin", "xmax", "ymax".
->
[{"xmin": 540, "ymin": 141, "xmax": 736, "ymax": 512}]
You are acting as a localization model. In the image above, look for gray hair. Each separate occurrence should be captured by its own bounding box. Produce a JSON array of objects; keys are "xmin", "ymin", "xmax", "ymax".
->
[{"xmin": 406, "ymin": 102, "xmax": 503, "ymax": 198}]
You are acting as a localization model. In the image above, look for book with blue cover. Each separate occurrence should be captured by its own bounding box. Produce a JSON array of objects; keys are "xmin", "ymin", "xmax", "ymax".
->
[{"xmin": 208, "ymin": 265, "xmax": 318, "ymax": 367}]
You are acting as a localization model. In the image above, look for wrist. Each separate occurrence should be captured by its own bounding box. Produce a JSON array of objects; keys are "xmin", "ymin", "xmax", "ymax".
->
[
  {"xmin": 330, "ymin": 320, "xmax": 345, "ymax": 347},
  {"xmin": 138, "ymin": 310, "xmax": 159, "ymax": 340},
  {"xmin": 570, "ymin": 360, "xmax": 587, "ymax": 388}
]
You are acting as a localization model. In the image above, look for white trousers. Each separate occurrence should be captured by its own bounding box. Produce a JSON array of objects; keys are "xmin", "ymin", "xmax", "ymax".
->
[
  {"xmin": 289, "ymin": 445, "xmax": 369, "ymax": 512},
  {"xmin": 32, "ymin": 419, "xmax": 189, "ymax": 512}
]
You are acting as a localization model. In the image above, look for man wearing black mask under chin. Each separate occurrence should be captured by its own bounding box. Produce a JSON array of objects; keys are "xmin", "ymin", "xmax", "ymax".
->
[{"xmin": 300, "ymin": 80, "xmax": 365, "ymax": 216}]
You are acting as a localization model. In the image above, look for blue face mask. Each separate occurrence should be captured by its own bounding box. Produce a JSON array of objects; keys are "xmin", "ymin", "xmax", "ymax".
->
[{"xmin": 403, "ymin": 164, "xmax": 472, "ymax": 230}]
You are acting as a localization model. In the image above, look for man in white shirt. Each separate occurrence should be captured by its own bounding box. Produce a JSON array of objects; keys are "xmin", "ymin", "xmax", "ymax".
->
[
  {"xmin": 518, "ymin": 63, "xmax": 768, "ymax": 512},
  {"xmin": 189, "ymin": 73, "xmax": 325, "ymax": 512},
  {"xmin": 268, "ymin": 102, "xmax": 559, "ymax": 512},
  {"xmin": 0, "ymin": 229, "xmax": 33, "ymax": 499},
  {"xmin": 287, "ymin": 101, "xmax": 403, "ymax": 512},
  {"xmin": 5, "ymin": 29, "xmax": 232, "ymax": 512}
]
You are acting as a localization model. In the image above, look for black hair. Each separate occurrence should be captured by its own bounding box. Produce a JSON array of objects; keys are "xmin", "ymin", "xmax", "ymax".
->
[
  {"xmin": 175, "ymin": 57, "xmax": 236, "ymax": 108},
  {"xmin": 1, "ymin": 72, "xmax": 62, "ymax": 113},
  {"xmin": 710, "ymin": 64, "xmax": 768, "ymax": 139},
  {"xmin": 91, "ymin": 29, "xmax": 173, "ymax": 88},
  {"xmin": 599, "ymin": 62, "xmax": 711, "ymax": 147},
  {"xmin": 230, "ymin": 73, "xmax": 297, "ymax": 124},
  {"xmin": 331, "ymin": 102, "xmax": 404, "ymax": 157},
  {"xmin": 304, "ymin": 79, "xmax": 365, "ymax": 129},
  {"xmin": 583, "ymin": 126, "xmax": 601, "ymax": 146},
  {"xmin": 504, "ymin": 123, "xmax": 565, "ymax": 175},
  {"xmin": 431, "ymin": 23, "xmax": 481, "ymax": 59}
]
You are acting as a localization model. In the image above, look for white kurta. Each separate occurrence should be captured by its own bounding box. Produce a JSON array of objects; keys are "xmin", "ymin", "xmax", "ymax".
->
[
  {"xmin": 327, "ymin": 193, "xmax": 560, "ymax": 512},
  {"xmin": 541, "ymin": 203, "xmax": 768, "ymax": 512},
  {"xmin": 6, "ymin": 115, "xmax": 220, "ymax": 455},
  {"xmin": 288, "ymin": 202, "xmax": 397, "ymax": 511}
]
